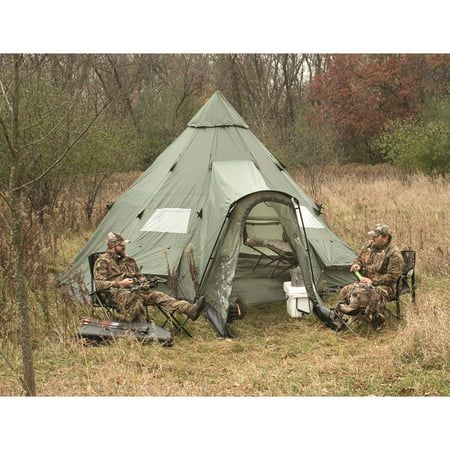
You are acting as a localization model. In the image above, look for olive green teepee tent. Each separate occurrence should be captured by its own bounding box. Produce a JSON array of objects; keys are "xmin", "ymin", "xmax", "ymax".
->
[{"xmin": 63, "ymin": 91, "xmax": 356, "ymax": 336}]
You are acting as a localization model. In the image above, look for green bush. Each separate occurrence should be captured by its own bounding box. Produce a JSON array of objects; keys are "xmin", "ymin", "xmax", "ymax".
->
[{"xmin": 374, "ymin": 97, "xmax": 450, "ymax": 176}]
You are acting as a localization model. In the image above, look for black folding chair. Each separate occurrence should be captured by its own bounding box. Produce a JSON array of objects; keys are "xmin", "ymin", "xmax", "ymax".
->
[
  {"xmin": 88, "ymin": 252, "xmax": 120, "ymax": 319},
  {"xmin": 391, "ymin": 249, "xmax": 416, "ymax": 318},
  {"xmin": 88, "ymin": 252, "xmax": 192, "ymax": 337},
  {"xmin": 157, "ymin": 308, "xmax": 192, "ymax": 338},
  {"xmin": 339, "ymin": 249, "xmax": 417, "ymax": 332}
]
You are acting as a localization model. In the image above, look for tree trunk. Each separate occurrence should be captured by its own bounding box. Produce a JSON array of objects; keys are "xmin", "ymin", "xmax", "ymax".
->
[
  {"xmin": 9, "ymin": 55, "xmax": 37, "ymax": 396},
  {"xmin": 10, "ymin": 190, "xmax": 36, "ymax": 396}
]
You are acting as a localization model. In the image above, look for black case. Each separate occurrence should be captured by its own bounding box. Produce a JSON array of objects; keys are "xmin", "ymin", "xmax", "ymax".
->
[{"xmin": 78, "ymin": 318, "xmax": 173, "ymax": 346}]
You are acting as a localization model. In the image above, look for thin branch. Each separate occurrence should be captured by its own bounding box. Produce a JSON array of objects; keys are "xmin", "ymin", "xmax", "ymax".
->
[
  {"xmin": 106, "ymin": 55, "xmax": 141, "ymax": 133},
  {"xmin": 0, "ymin": 206, "xmax": 12, "ymax": 232},
  {"xmin": 0, "ymin": 174, "xmax": 9, "ymax": 191},
  {"xmin": 20, "ymin": 98, "xmax": 73, "ymax": 133},
  {"xmin": 0, "ymin": 78, "xmax": 12, "ymax": 113},
  {"xmin": 93, "ymin": 66, "xmax": 109, "ymax": 97},
  {"xmin": 21, "ymin": 196, "xmax": 35, "ymax": 250},
  {"xmin": 0, "ymin": 349, "xmax": 25, "ymax": 392},
  {"xmin": 18, "ymin": 107, "xmax": 71, "ymax": 150},
  {"xmin": 0, "ymin": 113, "xmax": 15, "ymax": 157},
  {"xmin": 0, "ymin": 189, "xmax": 13, "ymax": 211},
  {"xmin": 13, "ymin": 101, "xmax": 109, "ymax": 192}
]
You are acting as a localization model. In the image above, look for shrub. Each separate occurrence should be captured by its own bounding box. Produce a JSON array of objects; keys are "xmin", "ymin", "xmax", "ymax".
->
[{"xmin": 373, "ymin": 97, "xmax": 450, "ymax": 177}]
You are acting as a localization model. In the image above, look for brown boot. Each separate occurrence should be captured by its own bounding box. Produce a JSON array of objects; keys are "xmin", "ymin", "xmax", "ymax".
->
[{"xmin": 188, "ymin": 296, "xmax": 206, "ymax": 321}]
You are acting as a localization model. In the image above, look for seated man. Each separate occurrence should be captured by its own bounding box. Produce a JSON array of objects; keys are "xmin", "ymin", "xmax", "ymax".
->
[
  {"xmin": 94, "ymin": 232, "xmax": 206, "ymax": 323},
  {"xmin": 336, "ymin": 224, "xmax": 403, "ymax": 323}
]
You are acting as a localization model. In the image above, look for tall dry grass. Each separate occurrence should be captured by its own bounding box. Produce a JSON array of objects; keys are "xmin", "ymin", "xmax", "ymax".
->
[
  {"xmin": 294, "ymin": 165, "xmax": 449, "ymax": 374},
  {"xmin": 0, "ymin": 172, "xmax": 140, "ymax": 343},
  {"xmin": 0, "ymin": 165, "xmax": 448, "ymax": 396},
  {"xmin": 294, "ymin": 165, "xmax": 449, "ymax": 277},
  {"xmin": 393, "ymin": 279, "xmax": 449, "ymax": 370}
]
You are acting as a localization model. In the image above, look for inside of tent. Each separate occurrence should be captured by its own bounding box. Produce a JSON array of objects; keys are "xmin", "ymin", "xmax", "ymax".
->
[
  {"xmin": 232, "ymin": 201, "xmax": 298, "ymax": 306},
  {"xmin": 201, "ymin": 191, "xmax": 320, "ymax": 335}
]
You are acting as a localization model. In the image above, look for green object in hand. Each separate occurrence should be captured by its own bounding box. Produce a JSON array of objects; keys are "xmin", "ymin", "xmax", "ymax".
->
[{"xmin": 354, "ymin": 270, "xmax": 363, "ymax": 281}]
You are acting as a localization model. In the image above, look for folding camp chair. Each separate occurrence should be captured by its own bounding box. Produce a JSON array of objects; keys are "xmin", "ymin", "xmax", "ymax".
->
[
  {"xmin": 88, "ymin": 252, "xmax": 192, "ymax": 337},
  {"xmin": 88, "ymin": 252, "xmax": 124, "ymax": 319},
  {"xmin": 390, "ymin": 249, "xmax": 416, "ymax": 318},
  {"xmin": 337, "ymin": 249, "xmax": 417, "ymax": 333},
  {"xmin": 243, "ymin": 226, "xmax": 297, "ymax": 277},
  {"xmin": 157, "ymin": 308, "xmax": 192, "ymax": 338},
  {"xmin": 337, "ymin": 308, "xmax": 380, "ymax": 336},
  {"xmin": 335, "ymin": 286, "xmax": 387, "ymax": 336}
]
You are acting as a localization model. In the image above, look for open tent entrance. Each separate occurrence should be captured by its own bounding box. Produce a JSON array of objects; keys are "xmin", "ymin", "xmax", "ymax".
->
[
  {"xmin": 233, "ymin": 199, "xmax": 302, "ymax": 306},
  {"xmin": 202, "ymin": 191, "xmax": 316, "ymax": 336}
]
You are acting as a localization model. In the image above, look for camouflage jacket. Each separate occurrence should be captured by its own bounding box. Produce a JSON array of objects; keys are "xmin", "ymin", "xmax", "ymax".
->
[
  {"xmin": 94, "ymin": 251, "xmax": 142, "ymax": 290},
  {"xmin": 353, "ymin": 240, "xmax": 403, "ymax": 287}
]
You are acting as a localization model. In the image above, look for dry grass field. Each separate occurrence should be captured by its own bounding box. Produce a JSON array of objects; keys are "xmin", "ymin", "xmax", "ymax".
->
[{"xmin": 0, "ymin": 165, "xmax": 448, "ymax": 396}]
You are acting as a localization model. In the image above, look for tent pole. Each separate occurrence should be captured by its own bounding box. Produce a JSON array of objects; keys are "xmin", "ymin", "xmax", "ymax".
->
[
  {"xmin": 198, "ymin": 210, "xmax": 234, "ymax": 338},
  {"xmin": 291, "ymin": 198, "xmax": 346, "ymax": 330},
  {"xmin": 198, "ymin": 208, "xmax": 234, "ymax": 291},
  {"xmin": 291, "ymin": 198, "xmax": 323, "ymax": 305}
]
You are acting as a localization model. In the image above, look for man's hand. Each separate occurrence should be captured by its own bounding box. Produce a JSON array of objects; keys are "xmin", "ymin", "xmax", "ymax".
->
[
  {"xmin": 117, "ymin": 278, "xmax": 134, "ymax": 288},
  {"xmin": 350, "ymin": 263, "xmax": 361, "ymax": 272},
  {"xmin": 359, "ymin": 276, "xmax": 373, "ymax": 285}
]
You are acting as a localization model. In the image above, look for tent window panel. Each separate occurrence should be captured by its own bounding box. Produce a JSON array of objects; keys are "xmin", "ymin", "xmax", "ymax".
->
[
  {"xmin": 299, "ymin": 206, "xmax": 325, "ymax": 229},
  {"xmin": 140, "ymin": 208, "xmax": 191, "ymax": 233}
]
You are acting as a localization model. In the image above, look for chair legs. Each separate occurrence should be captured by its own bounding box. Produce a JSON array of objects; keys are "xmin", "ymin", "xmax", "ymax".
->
[
  {"xmin": 91, "ymin": 293, "xmax": 193, "ymax": 338},
  {"xmin": 411, "ymin": 274, "xmax": 416, "ymax": 303},
  {"xmin": 158, "ymin": 308, "xmax": 192, "ymax": 338},
  {"xmin": 395, "ymin": 296, "xmax": 401, "ymax": 318},
  {"xmin": 335, "ymin": 306, "xmax": 387, "ymax": 336},
  {"xmin": 90, "ymin": 295, "xmax": 115, "ymax": 320}
]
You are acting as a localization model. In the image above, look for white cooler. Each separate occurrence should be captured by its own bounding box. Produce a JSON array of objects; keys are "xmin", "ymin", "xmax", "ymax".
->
[{"xmin": 283, "ymin": 282, "xmax": 312, "ymax": 318}]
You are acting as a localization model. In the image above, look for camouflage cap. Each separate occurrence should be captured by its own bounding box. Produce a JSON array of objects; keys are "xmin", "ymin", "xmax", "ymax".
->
[
  {"xmin": 106, "ymin": 232, "xmax": 130, "ymax": 247},
  {"xmin": 368, "ymin": 224, "xmax": 391, "ymax": 237}
]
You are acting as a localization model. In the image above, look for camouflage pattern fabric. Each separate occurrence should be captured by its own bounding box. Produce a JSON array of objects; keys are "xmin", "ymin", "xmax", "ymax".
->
[
  {"xmin": 337, "ymin": 240, "xmax": 403, "ymax": 318},
  {"xmin": 94, "ymin": 251, "xmax": 141, "ymax": 291},
  {"xmin": 353, "ymin": 240, "xmax": 403, "ymax": 298},
  {"xmin": 337, "ymin": 283, "xmax": 387, "ymax": 313},
  {"xmin": 94, "ymin": 251, "xmax": 196, "ymax": 322},
  {"xmin": 367, "ymin": 223, "xmax": 391, "ymax": 237}
]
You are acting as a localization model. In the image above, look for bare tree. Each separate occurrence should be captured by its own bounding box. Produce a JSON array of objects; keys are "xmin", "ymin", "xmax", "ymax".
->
[
  {"xmin": 0, "ymin": 54, "xmax": 108, "ymax": 395},
  {"xmin": 0, "ymin": 55, "xmax": 37, "ymax": 395}
]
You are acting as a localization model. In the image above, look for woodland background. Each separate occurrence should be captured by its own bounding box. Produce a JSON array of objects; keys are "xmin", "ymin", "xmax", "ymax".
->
[{"xmin": 0, "ymin": 54, "xmax": 448, "ymax": 397}]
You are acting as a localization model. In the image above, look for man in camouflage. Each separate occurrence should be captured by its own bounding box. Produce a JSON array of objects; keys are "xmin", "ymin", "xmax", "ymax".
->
[
  {"xmin": 94, "ymin": 232, "xmax": 206, "ymax": 323},
  {"xmin": 336, "ymin": 224, "xmax": 403, "ymax": 324}
]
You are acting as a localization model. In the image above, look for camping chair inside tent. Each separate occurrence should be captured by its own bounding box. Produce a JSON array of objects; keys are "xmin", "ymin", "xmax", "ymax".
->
[{"xmin": 87, "ymin": 252, "xmax": 192, "ymax": 337}]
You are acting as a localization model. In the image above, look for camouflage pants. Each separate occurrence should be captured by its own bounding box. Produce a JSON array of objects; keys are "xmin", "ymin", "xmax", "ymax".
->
[
  {"xmin": 336, "ymin": 282, "xmax": 392, "ymax": 316},
  {"xmin": 112, "ymin": 290, "xmax": 195, "ymax": 323}
]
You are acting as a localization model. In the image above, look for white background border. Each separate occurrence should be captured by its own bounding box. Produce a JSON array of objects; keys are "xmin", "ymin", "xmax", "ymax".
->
[{"xmin": 1, "ymin": 1, "xmax": 447, "ymax": 447}]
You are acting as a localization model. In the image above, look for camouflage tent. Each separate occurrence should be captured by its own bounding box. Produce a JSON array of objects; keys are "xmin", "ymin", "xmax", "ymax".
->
[{"xmin": 63, "ymin": 91, "xmax": 356, "ymax": 336}]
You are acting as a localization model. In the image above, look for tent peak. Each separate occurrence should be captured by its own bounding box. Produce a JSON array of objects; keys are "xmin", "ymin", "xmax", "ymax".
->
[{"xmin": 188, "ymin": 91, "xmax": 249, "ymax": 129}]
